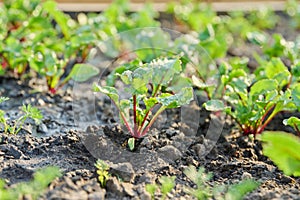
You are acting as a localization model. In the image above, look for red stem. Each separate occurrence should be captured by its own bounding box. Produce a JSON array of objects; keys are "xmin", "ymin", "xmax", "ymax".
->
[
  {"xmin": 137, "ymin": 104, "xmax": 157, "ymax": 134},
  {"xmin": 111, "ymin": 101, "xmax": 134, "ymax": 136},
  {"xmin": 133, "ymin": 95, "xmax": 138, "ymax": 137},
  {"xmin": 140, "ymin": 107, "xmax": 165, "ymax": 137},
  {"xmin": 294, "ymin": 124, "xmax": 300, "ymax": 137}
]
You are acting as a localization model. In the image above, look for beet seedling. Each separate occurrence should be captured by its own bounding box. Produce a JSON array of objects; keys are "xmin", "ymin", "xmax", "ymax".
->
[
  {"xmin": 204, "ymin": 58, "xmax": 297, "ymax": 137},
  {"xmin": 93, "ymin": 57, "xmax": 193, "ymax": 150}
]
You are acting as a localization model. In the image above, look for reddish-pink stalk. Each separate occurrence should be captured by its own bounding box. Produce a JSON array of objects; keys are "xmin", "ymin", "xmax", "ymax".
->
[
  {"xmin": 109, "ymin": 100, "xmax": 134, "ymax": 136},
  {"xmin": 140, "ymin": 107, "xmax": 165, "ymax": 137},
  {"xmin": 137, "ymin": 106, "xmax": 156, "ymax": 135},
  {"xmin": 133, "ymin": 95, "xmax": 138, "ymax": 137},
  {"xmin": 294, "ymin": 124, "xmax": 300, "ymax": 137}
]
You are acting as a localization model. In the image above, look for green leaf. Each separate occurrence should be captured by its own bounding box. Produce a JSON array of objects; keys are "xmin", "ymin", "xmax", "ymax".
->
[
  {"xmin": 144, "ymin": 97, "xmax": 158, "ymax": 110},
  {"xmin": 15, "ymin": 166, "xmax": 61, "ymax": 199},
  {"xmin": 93, "ymin": 84, "xmax": 119, "ymax": 104},
  {"xmin": 0, "ymin": 97, "xmax": 9, "ymax": 104},
  {"xmin": 121, "ymin": 66, "xmax": 152, "ymax": 94},
  {"xmin": 260, "ymin": 131, "xmax": 300, "ymax": 176},
  {"xmin": 192, "ymin": 75, "xmax": 214, "ymax": 90},
  {"xmin": 68, "ymin": 64, "xmax": 100, "ymax": 82},
  {"xmin": 157, "ymin": 87, "xmax": 193, "ymax": 109},
  {"xmin": 22, "ymin": 104, "xmax": 43, "ymax": 124},
  {"xmin": 106, "ymin": 59, "xmax": 141, "ymax": 86},
  {"xmin": 283, "ymin": 117, "xmax": 300, "ymax": 133},
  {"xmin": 159, "ymin": 176, "xmax": 176, "ymax": 196},
  {"xmin": 128, "ymin": 138, "xmax": 135, "ymax": 151},
  {"xmin": 204, "ymin": 100, "xmax": 226, "ymax": 111},
  {"xmin": 150, "ymin": 58, "xmax": 182, "ymax": 86},
  {"xmin": 250, "ymin": 79, "xmax": 278, "ymax": 97},
  {"xmin": 145, "ymin": 184, "xmax": 157, "ymax": 198},
  {"xmin": 119, "ymin": 70, "xmax": 132, "ymax": 85},
  {"xmin": 247, "ymin": 31, "xmax": 267, "ymax": 45},
  {"xmin": 265, "ymin": 58, "xmax": 290, "ymax": 87},
  {"xmin": 95, "ymin": 160, "xmax": 110, "ymax": 187},
  {"xmin": 225, "ymin": 179, "xmax": 260, "ymax": 200},
  {"xmin": 43, "ymin": 0, "xmax": 72, "ymax": 39},
  {"xmin": 292, "ymin": 84, "xmax": 300, "ymax": 110}
]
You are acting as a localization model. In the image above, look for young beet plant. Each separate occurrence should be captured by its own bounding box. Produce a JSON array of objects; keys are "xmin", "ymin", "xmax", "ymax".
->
[
  {"xmin": 204, "ymin": 58, "xmax": 298, "ymax": 137},
  {"xmin": 93, "ymin": 57, "xmax": 193, "ymax": 150}
]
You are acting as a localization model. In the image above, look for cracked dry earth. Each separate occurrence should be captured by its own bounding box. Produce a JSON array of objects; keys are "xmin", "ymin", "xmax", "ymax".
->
[{"xmin": 0, "ymin": 77, "xmax": 300, "ymax": 200}]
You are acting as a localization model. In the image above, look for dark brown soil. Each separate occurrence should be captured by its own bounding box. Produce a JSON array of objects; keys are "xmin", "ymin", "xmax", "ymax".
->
[{"xmin": 0, "ymin": 77, "xmax": 300, "ymax": 200}]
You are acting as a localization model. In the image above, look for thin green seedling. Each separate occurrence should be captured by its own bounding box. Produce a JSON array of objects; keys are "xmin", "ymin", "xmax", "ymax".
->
[
  {"xmin": 95, "ymin": 159, "xmax": 111, "ymax": 188},
  {"xmin": 0, "ymin": 97, "xmax": 43, "ymax": 134},
  {"xmin": 146, "ymin": 175, "xmax": 176, "ymax": 200}
]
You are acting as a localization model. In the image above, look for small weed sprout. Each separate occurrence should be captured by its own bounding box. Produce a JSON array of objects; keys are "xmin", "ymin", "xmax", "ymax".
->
[
  {"xmin": 0, "ymin": 166, "xmax": 61, "ymax": 200},
  {"xmin": 95, "ymin": 160, "xmax": 110, "ymax": 188},
  {"xmin": 184, "ymin": 165, "xmax": 259, "ymax": 200},
  {"xmin": 146, "ymin": 176, "xmax": 176, "ymax": 200},
  {"xmin": 0, "ymin": 97, "xmax": 43, "ymax": 134}
]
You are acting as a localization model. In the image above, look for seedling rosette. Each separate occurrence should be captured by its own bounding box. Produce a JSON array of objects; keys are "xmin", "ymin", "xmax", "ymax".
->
[
  {"xmin": 93, "ymin": 57, "xmax": 193, "ymax": 150},
  {"xmin": 204, "ymin": 58, "xmax": 298, "ymax": 137}
]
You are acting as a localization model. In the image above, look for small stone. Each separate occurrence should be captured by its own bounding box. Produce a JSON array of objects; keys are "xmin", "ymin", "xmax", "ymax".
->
[
  {"xmin": 140, "ymin": 192, "xmax": 152, "ymax": 200},
  {"xmin": 106, "ymin": 177, "xmax": 123, "ymax": 196},
  {"xmin": 158, "ymin": 145, "xmax": 182, "ymax": 162},
  {"xmin": 38, "ymin": 99, "xmax": 45, "ymax": 106},
  {"xmin": 139, "ymin": 173, "xmax": 155, "ymax": 184},
  {"xmin": 110, "ymin": 162, "xmax": 135, "ymax": 182},
  {"xmin": 122, "ymin": 182, "xmax": 135, "ymax": 197},
  {"xmin": 88, "ymin": 191, "xmax": 105, "ymax": 200},
  {"xmin": 241, "ymin": 172, "xmax": 253, "ymax": 179},
  {"xmin": 37, "ymin": 123, "xmax": 48, "ymax": 134},
  {"xmin": 64, "ymin": 177, "xmax": 78, "ymax": 191},
  {"xmin": 166, "ymin": 128, "xmax": 176, "ymax": 137},
  {"xmin": 193, "ymin": 143, "xmax": 205, "ymax": 158}
]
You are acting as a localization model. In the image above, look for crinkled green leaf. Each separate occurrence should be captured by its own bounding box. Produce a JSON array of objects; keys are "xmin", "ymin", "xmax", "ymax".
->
[
  {"xmin": 204, "ymin": 100, "xmax": 226, "ymax": 111},
  {"xmin": 192, "ymin": 75, "xmax": 214, "ymax": 90},
  {"xmin": 265, "ymin": 58, "xmax": 290, "ymax": 88},
  {"xmin": 157, "ymin": 87, "xmax": 193, "ymax": 108},
  {"xmin": 69, "ymin": 64, "xmax": 100, "ymax": 82},
  {"xmin": 292, "ymin": 84, "xmax": 300, "ymax": 110},
  {"xmin": 93, "ymin": 83, "xmax": 119, "ymax": 104},
  {"xmin": 106, "ymin": 59, "xmax": 141, "ymax": 86},
  {"xmin": 250, "ymin": 79, "xmax": 278, "ymax": 97},
  {"xmin": 247, "ymin": 31, "xmax": 267, "ymax": 45},
  {"xmin": 150, "ymin": 58, "xmax": 182, "ymax": 86},
  {"xmin": 168, "ymin": 75, "xmax": 192, "ymax": 93},
  {"xmin": 122, "ymin": 66, "xmax": 152, "ymax": 94},
  {"xmin": 261, "ymin": 131, "xmax": 300, "ymax": 176},
  {"xmin": 119, "ymin": 70, "xmax": 132, "ymax": 85},
  {"xmin": 283, "ymin": 117, "xmax": 300, "ymax": 133},
  {"xmin": 144, "ymin": 97, "xmax": 157, "ymax": 110}
]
